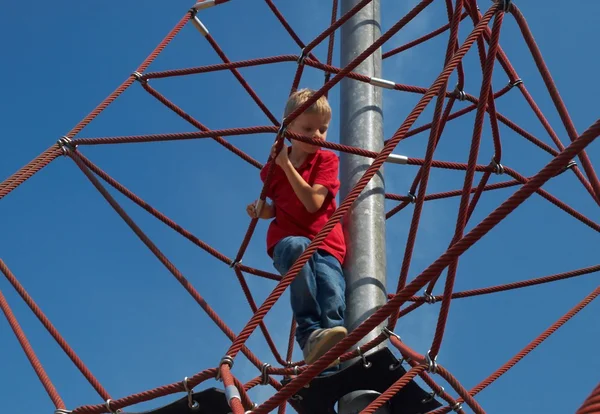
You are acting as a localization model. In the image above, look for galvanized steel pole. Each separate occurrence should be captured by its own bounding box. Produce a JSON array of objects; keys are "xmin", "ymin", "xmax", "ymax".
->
[{"xmin": 338, "ymin": 0, "xmax": 390, "ymax": 412}]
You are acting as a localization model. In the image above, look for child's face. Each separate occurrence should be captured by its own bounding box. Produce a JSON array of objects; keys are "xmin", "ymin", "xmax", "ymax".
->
[{"xmin": 288, "ymin": 112, "xmax": 330, "ymax": 154}]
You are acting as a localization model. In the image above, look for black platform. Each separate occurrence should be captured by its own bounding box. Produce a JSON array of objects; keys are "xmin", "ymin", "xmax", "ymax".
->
[
  {"xmin": 289, "ymin": 347, "xmax": 442, "ymax": 413},
  {"xmin": 118, "ymin": 347, "xmax": 441, "ymax": 413},
  {"xmin": 119, "ymin": 388, "xmax": 230, "ymax": 413}
]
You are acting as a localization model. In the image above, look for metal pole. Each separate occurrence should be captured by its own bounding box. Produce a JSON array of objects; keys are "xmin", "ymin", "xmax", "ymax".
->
[{"xmin": 338, "ymin": 0, "xmax": 390, "ymax": 412}]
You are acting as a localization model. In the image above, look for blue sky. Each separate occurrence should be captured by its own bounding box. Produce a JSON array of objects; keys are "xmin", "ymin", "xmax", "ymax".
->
[{"xmin": 1, "ymin": 0, "xmax": 598, "ymax": 413}]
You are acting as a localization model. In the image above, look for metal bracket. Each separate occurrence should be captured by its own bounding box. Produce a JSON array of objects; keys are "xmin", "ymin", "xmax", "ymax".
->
[
  {"xmin": 453, "ymin": 85, "xmax": 466, "ymax": 101},
  {"xmin": 386, "ymin": 154, "xmax": 409, "ymax": 165},
  {"xmin": 229, "ymin": 259, "xmax": 242, "ymax": 269},
  {"xmin": 192, "ymin": 16, "xmax": 209, "ymax": 36},
  {"xmin": 183, "ymin": 377, "xmax": 201, "ymax": 411},
  {"xmin": 498, "ymin": 0, "xmax": 512, "ymax": 13},
  {"xmin": 132, "ymin": 71, "xmax": 148, "ymax": 84},
  {"xmin": 105, "ymin": 399, "xmax": 121, "ymax": 414},
  {"xmin": 424, "ymin": 291, "xmax": 437, "ymax": 304},
  {"xmin": 356, "ymin": 346, "xmax": 372, "ymax": 369},
  {"xmin": 216, "ymin": 355, "xmax": 234, "ymax": 381},
  {"xmin": 260, "ymin": 363, "xmax": 271, "ymax": 385},
  {"xmin": 452, "ymin": 401, "xmax": 464, "ymax": 412},
  {"xmin": 422, "ymin": 386, "xmax": 444, "ymax": 403},
  {"xmin": 559, "ymin": 160, "xmax": 577, "ymax": 175},
  {"xmin": 370, "ymin": 77, "xmax": 396, "ymax": 89},
  {"xmin": 491, "ymin": 157, "xmax": 505, "ymax": 175},
  {"xmin": 382, "ymin": 327, "xmax": 401, "ymax": 341},
  {"xmin": 192, "ymin": 0, "xmax": 216, "ymax": 12},
  {"xmin": 57, "ymin": 136, "xmax": 76, "ymax": 156},
  {"xmin": 425, "ymin": 351, "xmax": 438, "ymax": 374},
  {"xmin": 224, "ymin": 385, "xmax": 241, "ymax": 407},
  {"xmin": 510, "ymin": 78, "xmax": 523, "ymax": 88},
  {"xmin": 297, "ymin": 48, "xmax": 307, "ymax": 65}
]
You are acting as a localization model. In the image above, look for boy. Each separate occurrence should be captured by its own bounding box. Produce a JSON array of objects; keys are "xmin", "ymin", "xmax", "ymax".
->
[{"xmin": 246, "ymin": 89, "xmax": 347, "ymax": 366}]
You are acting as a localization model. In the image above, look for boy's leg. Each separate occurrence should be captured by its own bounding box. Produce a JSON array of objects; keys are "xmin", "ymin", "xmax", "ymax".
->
[
  {"xmin": 313, "ymin": 250, "xmax": 347, "ymax": 374},
  {"xmin": 315, "ymin": 251, "xmax": 346, "ymax": 330},
  {"xmin": 272, "ymin": 236, "xmax": 320, "ymax": 350}
]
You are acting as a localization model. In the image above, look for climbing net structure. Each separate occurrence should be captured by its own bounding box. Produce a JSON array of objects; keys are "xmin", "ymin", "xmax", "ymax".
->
[{"xmin": 1, "ymin": 0, "xmax": 599, "ymax": 413}]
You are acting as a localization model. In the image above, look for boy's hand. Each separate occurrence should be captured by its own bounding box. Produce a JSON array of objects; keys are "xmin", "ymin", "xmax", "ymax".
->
[
  {"xmin": 246, "ymin": 201, "xmax": 258, "ymax": 218},
  {"xmin": 271, "ymin": 142, "xmax": 289, "ymax": 167}
]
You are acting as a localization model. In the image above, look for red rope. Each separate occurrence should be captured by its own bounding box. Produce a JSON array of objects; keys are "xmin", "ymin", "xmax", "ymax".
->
[
  {"xmin": 512, "ymin": 5, "xmax": 600, "ymax": 204},
  {"xmin": 67, "ymin": 12, "xmax": 191, "ymax": 138},
  {"xmin": 577, "ymin": 382, "xmax": 600, "ymax": 414},
  {"xmin": 0, "ymin": 260, "xmax": 111, "ymax": 401},
  {"xmin": 204, "ymin": 33, "xmax": 279, "ymax": 125},
  {"xmin": 396, "ymin": 264, "xmax": 600, "ymax": 303},
  {"xmin": 69, "ymin": 151, "xmax": 268, "ymax": 372},
  {"xmin": 388, "ymin": 0, "xmax": 465, "ymax": 329},
  {"xmin": 429, "ymin": 9, "xmax": 506, "ymax": 358},
  {"xmin": 141, "ymin": 82, "xmax": 262, "ymax": 168},
  {"xmin": 2, "ymin": 0, "xmax": 598, "ymax": 412},
  {"xmin": 324, "ymin": 0, "xmax": 338, "ymax": 87},
  {"xmin": 76, "ymin": 152, "xmax": 281, "ymax": 281},
  {"xmin": 383, "ymin": 11, "xmax": 470, "ymax": 59},
  {"xmin": 464, "ymin": 1, "xmax": 598, "ymax": 203},
  {"xmin": 423, "ymin": 283, "xmax": 600, "ymax": 414},
  {"xmin": 0, "ymin": 287, "xmax": 65, "ymax": 409},
  {"xmin": 256, "ymin": 115, "xmax": 599, "ymax": 412},
  {"xmin": 262, "ymin": 0, "xmax": 320, "ymax": 64},
  {"xmin": 241, "ymin": 7, "xmax": 503, "ymax": 412},
  {"xmin": 0, "ymin": 146, "xmax": 62, "ymax": 201}
]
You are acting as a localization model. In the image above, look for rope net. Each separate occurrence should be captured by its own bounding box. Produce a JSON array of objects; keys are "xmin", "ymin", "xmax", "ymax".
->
[{"xmin": 1, "ymin": 0, "xmax": 599, "ymax": 413}]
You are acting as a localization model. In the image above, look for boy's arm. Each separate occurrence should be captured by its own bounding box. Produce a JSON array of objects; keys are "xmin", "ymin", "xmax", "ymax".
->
[
  {"xmin": 280, "ymin": 161, "xmax": 328, "ymax": 213},
  {"xmin": 256, "ymin": 199, "xmax": 276, "ymax": 219}
]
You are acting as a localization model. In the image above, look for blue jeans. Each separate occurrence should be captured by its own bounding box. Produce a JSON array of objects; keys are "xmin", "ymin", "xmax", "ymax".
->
[{"xmin": 273, "ymin": 236, "xmax": 346, "ymax": 350}]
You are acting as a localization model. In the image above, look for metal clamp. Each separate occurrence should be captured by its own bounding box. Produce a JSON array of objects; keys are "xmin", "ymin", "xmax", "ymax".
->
[
  {"xmin": 297, "ymin": 47, "xmax": 307, "ymax": 65},
  {"xmin": 356, "ymin": 346, "xmax": 372, "ymax": 369},
  {"xmin": 132, "ymin": 71, "xmax": 147, "ymax": 84},
  {"xmin": 559, "ymin": 160, "xmax": 577, "ymax": 175},
  {"xmin": 498, "ymin": 0, "xmax": 512, "ymax": 13},
  {"xmin": 54, "ymin": 410, "xmax": 73, "ymax": 414},
  {"xmin": 191, "ymin": 0, "xmax": 216, "ymax": 12},
  {"xmin": 290, "ymin": 364, "xmax": 299, "ymax": 376},
  {"xmin": 452, "ymin": 401, "xmax": 463, "ymax": 412},
  {"xmin": 229, "ymin": 259, "xmax": 242, "ymax": 269},
  {"xmin": 370, "ymin": 77, "xmax": 396, "ymax": 90},
  {"xmin": 453, "ymin": 85, "xmax": 466, "ymax": 101},
  {"xmin": 425, "ymin": 351, "xmax": 438, "ymax": 374},
  {"xmin": 510, "ymin": 78, "xmax": 523, "ymax": 88},
  {"xmin": 105, "ymin": 399, "xmax": 121, "ymax": 414},
  {"xmin": 424, "ymin": 291, "xmax": 437, "ymax": 304},
  {"xmin": 422, "ymin": 386, "xmax": 444, "ymax": 403},
  {"xmin": 260, "ymin": 363, "xmax": 271, "ymax": 385},
  {"xmin": 216, "ymin": 355, "xmax": 235, "ymax": 381},
  {"xmin": 224, "ymin": 385, "xmax": 241, "ymax": 407},
  {"xmin": 491, "ymin": 157, "xmax": 505, "ymax": 175},
  {"xmin": 382, "ymin": 326, "xmax": 401, "ymax": 341},
  {"xmin": 244, "ymin": 403, "xmax": 259, "ymax": 413},
  {"xmin": 57, "ymin": 136, "xmax": 75, "ymax": 156},
  {"xmin": 407, "ymin": 192, "xmax": 416, "ymax": 204},
  {"xmin": 192, "ymin": 16, "xmax": 209, "ymax": 36},
  {"xmin": 389, "ymin": 354, "xmax": 411, "ymax": 371},
  {"xmin": 183, "ymin": 377, "xmax": 201, "ymax": 411},
  {"xmin": 277, "ymin": 123, "xmax": 288, "ymax": 139}
]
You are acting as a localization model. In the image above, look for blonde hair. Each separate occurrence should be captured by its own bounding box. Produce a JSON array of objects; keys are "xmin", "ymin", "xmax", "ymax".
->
[{"xmin": 284, "ymin": 88, "xmax": 332, "ymax": 120}]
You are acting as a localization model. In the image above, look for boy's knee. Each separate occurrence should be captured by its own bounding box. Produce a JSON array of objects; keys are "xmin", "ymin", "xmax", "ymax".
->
[{"xmin": 280, "ymin": 236, "xmax": 311, "ymax": 261}]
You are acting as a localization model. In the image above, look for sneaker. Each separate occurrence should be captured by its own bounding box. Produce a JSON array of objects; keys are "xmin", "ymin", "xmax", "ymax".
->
[{"xmin": 302, "ymin": 326, "xmax": 348, "ymax": 366}]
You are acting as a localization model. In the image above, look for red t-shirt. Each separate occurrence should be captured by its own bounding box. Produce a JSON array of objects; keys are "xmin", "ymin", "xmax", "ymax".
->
[{"xmin": 260, "ymin": 148, "xmax": 346, "ymax": 265}]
